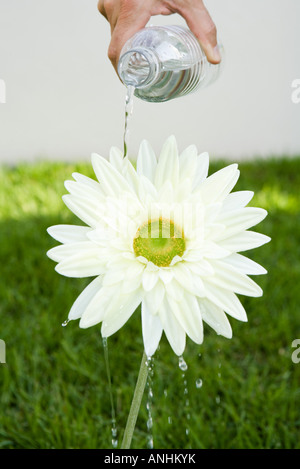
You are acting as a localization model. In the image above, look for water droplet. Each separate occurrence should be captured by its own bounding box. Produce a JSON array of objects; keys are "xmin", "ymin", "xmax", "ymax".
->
[
  {"xmin": 147, "ymin": 436, "xmax": 154, "ymax": 449},
  {"xmin": 178, "ymin": 356, "xmax": 191, "ymax": 446},
  {"xmin": 146, "ymin": 355, "xmax": 155, "ymax": 449},
  {"xmin": 178, "ymin": 356, "xmax": 188, "ymax": 371},
  {"xmin": 102, "ymin": 336, "xmax": 118, "ymax": 448},
  {"xmin": 61, "ymin": 319, "xmax": 70, "ymax": 327},
  {"xmin": 147, "ymin": 416, "xmax": 153, "ymax": 430},
  {"xmin": 196, "ymin": 378, "xmax": 203, "ymax": 389},
  {"xmin": 112, "ymin": 439, "xmax": 118, "ymax": 448},
  {"xmin": 111, "ymin": 418, "xmax": 118, "ymax": 448},
  {"xmin": 217, "ymin": 361, "xmax": 222, "ymax": 379}
]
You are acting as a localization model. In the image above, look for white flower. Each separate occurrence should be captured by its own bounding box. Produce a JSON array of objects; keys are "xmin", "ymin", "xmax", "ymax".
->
[{"xmin": 47, "ymin": 136, "xmax": 270, "ymax": 357}]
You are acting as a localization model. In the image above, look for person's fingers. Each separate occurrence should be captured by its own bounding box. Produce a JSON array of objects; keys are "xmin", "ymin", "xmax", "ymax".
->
[
  {"xmin": 98, "ymin": 0, "xmax": 220, "ymax": 69},
  {"xmin": 98, "ymin": 0, "xmax": 120, "ymax": 32},
  {"xmin": 170, "ymin": 0, "xmax": 221, "ymax": 64},
  {"xmin": 108, "ymin": 2, "xmax": 151, "ymax": 71},
  {"xmin": 97, "ymin": 0, "xmax": 107, "ymax": 18}
]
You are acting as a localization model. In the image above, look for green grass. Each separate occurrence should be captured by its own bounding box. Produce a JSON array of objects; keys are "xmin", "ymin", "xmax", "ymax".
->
[{"xmin": 0, "ymin": 156, "xmax": 300, "ymax": 449}]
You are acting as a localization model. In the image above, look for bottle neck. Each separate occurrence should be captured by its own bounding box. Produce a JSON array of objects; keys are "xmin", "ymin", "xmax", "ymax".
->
[{"xmin": 118, "ymin": 47, "xmax": 160, "ymax": 89}]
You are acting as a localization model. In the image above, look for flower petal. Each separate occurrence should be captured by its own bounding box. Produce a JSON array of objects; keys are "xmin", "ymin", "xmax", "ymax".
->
[
  {"xmin": 68, "ymin": 276, "xmax": 103, "ymax": 320},
  {"xmin": 159, "ymin": 269, "xmax": 174, "ymax": 284},
  {"xmin": 219, "ymin": 231, "xmax": 271, "ymax": 252},
  {"xmin": 203, "ymin": 282, "xmax": 248, "ymax": 322},
  {"xmin": 143, "ymin": 280, "xmax": 165, "ymax": 316},
  {"xmin": 122, "ymin": 157, "xmax": 140, "ymax": 194},
  {"xmin": 101, "ymin": 289, "xmax": 143, "ymax": 337},
  {"xmin": 222, "ymin": 191, "xmax": 254, "ymax": 212},
  {"xmin": 64, "ymin": 179, "xmax": 105, "ymax": 203},
  {"xmin": 102, "ymin": 268, "xmax": 126, "ymax": 286},
  {"xmin": 142, "ymin": 269, "xmax": 158, "ymax": 292},
  {"xmin": 91, "ymin": 152, "xmax": 133, "ymax": 196},
  {"xmin": 167, "ymin": 293, "xmax": 203, "ymax": 344},
  {"xmin": 198, "ymin": 164, "xmax": 239, "ymax": 204},
  {"xmin": 154, "ymin": 136, "xmax": 179, "ymax": 190},
  {"xmin": 224, "ymin": 253, "xmax": 267, "ymax": 275},
  {"xmin": 54, "ymin": 250, "xmax": 106, "ymax": 277},
  {"xmin": 201, "ymin": 241, "xmax": 231, "ymax": 259},
  {"xmin": 72, "ymin": 172, "xmax": 105, "ymax": 194},
  {"xmin": 179, "ymin": 145, "xmax": 197, "ymax": 182},
  {"xmin": 109, "ymin": 146, "xmax": 124, "ymax": 172},
  {"xmin": 62, "ymin": 194, "xmax": 104, "ymax": 228},
  {"xmin": 215, "ymin": 207, "xmax": 268, "ymax": 240},
  {"xmin": 198, "ymin": 298, "xmax": 232, "ymax": 338},
  {"xmin": 165, "ymin": 278, "xmax": 185, "ymax": 302},
  {"xmin": 142, "ymin": 301, "xmax": 163, "ymax": 357},
  {"xmin": 136, "ymin": 140, "xmax": 157, "ymax": 183},
  {"xmin": 47, "ymin": 224, "xmax": 91, "ymax": 244},
  {"xmin": 192, "ymin": 152, "xmax": 209, "ymax": 190},
  {"xmin": 79, "ymin": 284, "xmax": 117, "ymax": 328},
  {"xmin": 159, "ymin": 297, "xmax": 186, "ymax": 356},
  {"xmin": 206, "ymin": 260, "xmax": 263, "ymax": 297},
  {"xmin": 47, "ymin": 241, "xmax": 98, "ymax": 263},
  {"xmin": 172, "ymin": 262, "xmax": 194, "ymax": 289},
  {"xmin": 185, "ymin": 259, "xmax": 214, "ymax": 276}
]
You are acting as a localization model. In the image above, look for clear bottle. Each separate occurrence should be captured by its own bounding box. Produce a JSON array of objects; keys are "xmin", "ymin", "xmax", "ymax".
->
[{"xmin": 118, "ymin": 25, "xmax": 223, "ymax": 103}]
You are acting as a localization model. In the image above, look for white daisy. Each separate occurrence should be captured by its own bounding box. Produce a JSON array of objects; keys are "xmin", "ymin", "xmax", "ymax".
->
[{"xmin": 47, "ymin": 136, "xmax": 270, "ymax": 357}]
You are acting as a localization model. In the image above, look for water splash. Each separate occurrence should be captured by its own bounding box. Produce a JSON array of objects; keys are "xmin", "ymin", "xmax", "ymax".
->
[
  {"xmin": 145, "ymin": 356, "xmax": 154, "ymax": 449},
  {"xmin": 102, "ymin": 337, "xmax": 118, "ymax": 448},
  {"xmin": 123, "ymin": 85, "xmax": 135, "ymax": 158}
]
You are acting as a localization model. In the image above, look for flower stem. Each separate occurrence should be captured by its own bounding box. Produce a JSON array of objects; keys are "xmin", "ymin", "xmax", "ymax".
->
[{"xmin": 121, "ymin": 351, "xmax": 149, "ymax": 449}]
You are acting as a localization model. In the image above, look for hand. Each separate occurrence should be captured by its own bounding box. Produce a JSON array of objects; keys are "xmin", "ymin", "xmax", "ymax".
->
[{"xmin": 98, "ymin": 0, "xmax": 221, "ymax": 73}]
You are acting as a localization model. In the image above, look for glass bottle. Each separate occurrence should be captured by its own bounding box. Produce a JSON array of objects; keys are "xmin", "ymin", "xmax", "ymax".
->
[{"xmin": 118, "ymin": 25, "xmax": 224, "ymax": 103}]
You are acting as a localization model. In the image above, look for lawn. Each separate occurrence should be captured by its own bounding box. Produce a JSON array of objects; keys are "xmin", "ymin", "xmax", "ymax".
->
[{"xmin": 0, "ymin": 155, "xmax": 299, "ymax": 449}]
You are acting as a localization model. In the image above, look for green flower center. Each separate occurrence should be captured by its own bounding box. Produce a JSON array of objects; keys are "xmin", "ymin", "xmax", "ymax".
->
[{"xmin": 133, "ymin": 218, "xmax": 186, "ymax": 267}]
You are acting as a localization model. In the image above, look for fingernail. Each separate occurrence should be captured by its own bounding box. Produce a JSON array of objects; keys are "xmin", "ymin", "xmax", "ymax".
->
[{"xmin": 213, "ymin": 45, "xmax": 222, "ymax": 63}]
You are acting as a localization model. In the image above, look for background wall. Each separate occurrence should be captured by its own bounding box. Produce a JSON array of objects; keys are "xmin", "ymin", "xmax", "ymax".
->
[{"xmin": 0, "ymin": 0, "xmax": 299, "ymax": 163}]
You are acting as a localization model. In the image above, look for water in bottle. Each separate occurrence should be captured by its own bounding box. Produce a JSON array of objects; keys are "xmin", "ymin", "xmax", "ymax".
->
[{"xmin": 118, "ymin": 25, "xmax": 223, "ymax": 103}]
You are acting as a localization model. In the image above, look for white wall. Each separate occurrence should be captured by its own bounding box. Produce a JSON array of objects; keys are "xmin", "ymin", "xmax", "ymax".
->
[{"xmin": 0, "ymin": 0, "xmax": 299, "ymax": 163}]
